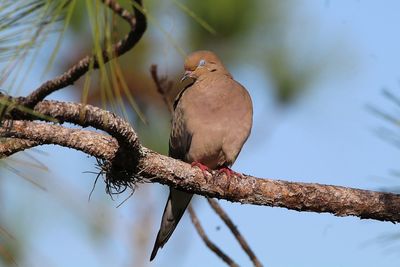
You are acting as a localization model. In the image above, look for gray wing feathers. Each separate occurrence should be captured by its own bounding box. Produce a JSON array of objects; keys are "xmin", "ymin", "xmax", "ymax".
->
[{"xmin": 150, "ymin": 90, "xmax": 193, "ymax": 261}]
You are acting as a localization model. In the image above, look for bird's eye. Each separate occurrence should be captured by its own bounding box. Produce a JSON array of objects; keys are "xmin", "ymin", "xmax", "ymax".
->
[{"xmin": 198, "ymin": 59, "xmax": 206, "ymax": 67}]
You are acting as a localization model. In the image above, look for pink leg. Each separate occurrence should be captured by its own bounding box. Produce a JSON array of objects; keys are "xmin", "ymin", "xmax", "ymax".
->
[
  {"xmin": 217, "ymin": 166, "xmax": 240, "ymax": 177},
  {"xmin": 191, "ymin": 161, "xmax": 210, "ymax": 174}
]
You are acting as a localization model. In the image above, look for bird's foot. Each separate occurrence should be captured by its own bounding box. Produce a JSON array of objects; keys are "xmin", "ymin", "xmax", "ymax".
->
[
  {"xmin": 217, "ymin": 166, "xmax": 240, "ymax": 177},
  {"xmin": 191, "ymin": 162, "xmax": 210, "ymax": 176}
]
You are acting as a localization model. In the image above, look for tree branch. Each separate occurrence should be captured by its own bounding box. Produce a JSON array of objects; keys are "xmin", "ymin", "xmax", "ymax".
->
[
  {"xmin": 188, "ymin": 205, "xmax": 239, "ymax": 267},
  {"xmin": 150, "ymin": 64, "xmax": 174, "ymax": 113},
  {"xmin": 208, "ymin": 199, "xmax": 263, "ymax": 267},
  {"xmin": 0, "ymin": 138, "xmax": 38, "ymax": 158},
  {"xmin": 137, "ymin": 149, "xmax": 400, "ymax": 223},
  {"xmin": 102, "ymin": 0, "xmax": 138, "ymax": 28},
  {"xmin": 1, "ymin": 99, "xmax": 400, "ymax": 223},
  {"xmin": 0, "ymin": 120, "xmax": 118, "ymax": 160},
  {"xmin": 23, "ymin": 0, "xmax": 147, "ymax": 108},
  {"xmin": 31, "ymin": 100, "xmax": 139, "ymax": 149}
]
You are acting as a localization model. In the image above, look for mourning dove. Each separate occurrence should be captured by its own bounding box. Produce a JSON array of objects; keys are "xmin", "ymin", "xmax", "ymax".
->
[{"xmin": 150, "ymin": 50, "xmax": 253, "ymax": 261}]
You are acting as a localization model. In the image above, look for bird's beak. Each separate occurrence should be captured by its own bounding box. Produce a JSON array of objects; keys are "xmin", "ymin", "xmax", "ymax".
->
[{"xmin": 181, "ymin": 71, "xmax": 192, "ymax": 82}]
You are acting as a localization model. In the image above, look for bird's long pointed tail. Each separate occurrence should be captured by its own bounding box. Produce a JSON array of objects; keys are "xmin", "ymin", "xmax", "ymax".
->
[{"xmin": 150, "ymin": 188, "xmax": 193, "ymax": 261}]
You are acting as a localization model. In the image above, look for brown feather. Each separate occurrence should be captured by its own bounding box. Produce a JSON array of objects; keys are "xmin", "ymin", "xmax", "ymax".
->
[{"xmin": 150, "ymin": 51, "xmax": 253, "ymax": 260}]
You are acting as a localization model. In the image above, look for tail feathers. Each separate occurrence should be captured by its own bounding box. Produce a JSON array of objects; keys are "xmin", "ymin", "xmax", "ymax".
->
[{"xmin": 150, "ymin": 189, "xmax": 193, "ymax": 261}]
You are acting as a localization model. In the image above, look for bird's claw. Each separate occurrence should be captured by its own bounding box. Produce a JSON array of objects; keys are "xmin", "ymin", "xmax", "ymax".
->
[
  {"xmin": 217, "ymin": 167, "xmax": 240, "ymax": 177},
  {"xmin": 191, "ymin": 161, "xmax": 211, "ymax": 176}
]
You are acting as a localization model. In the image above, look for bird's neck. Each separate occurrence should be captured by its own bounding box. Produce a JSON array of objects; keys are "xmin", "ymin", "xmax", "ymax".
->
[{"xmin": 196, "ymin": 72, "xmax": 232, "ymax": 83}]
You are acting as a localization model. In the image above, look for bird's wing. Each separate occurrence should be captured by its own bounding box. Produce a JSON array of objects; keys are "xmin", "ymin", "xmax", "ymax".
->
[{"xmin": 150, "ymin": 85, "xmax": 194, "ymax": 261}]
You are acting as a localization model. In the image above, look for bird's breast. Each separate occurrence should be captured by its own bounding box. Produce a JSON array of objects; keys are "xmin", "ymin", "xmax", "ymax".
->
[{"xmin": 178, "ymin": 75, "xmax": 253, "ymax": 169}]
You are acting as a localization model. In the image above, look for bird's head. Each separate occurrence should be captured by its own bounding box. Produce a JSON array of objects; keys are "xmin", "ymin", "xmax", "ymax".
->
[{"xmin": 181, "ymin": 50, "xmax": 230, "ymax": 82}]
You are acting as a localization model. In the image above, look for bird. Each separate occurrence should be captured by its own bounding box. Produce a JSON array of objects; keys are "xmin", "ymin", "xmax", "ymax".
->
[{"xmin": 150, "ymin": 50, "xmax": 253, "ymax": 261}]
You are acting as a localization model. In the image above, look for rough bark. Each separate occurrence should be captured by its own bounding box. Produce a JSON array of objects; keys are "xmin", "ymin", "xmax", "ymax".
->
[
  {"xmin": 1, "ymin": 101, "xmax": 400, "ymax": 223},
  {"xmin": 0, "ymin": 120, "xmax": 118, "ymax": 160},
  {"xmin": 138, "ymin": 148, "xmax": 400, "ymax": 223}
]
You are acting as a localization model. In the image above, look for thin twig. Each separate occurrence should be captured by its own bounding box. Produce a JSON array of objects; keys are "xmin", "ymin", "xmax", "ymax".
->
[
  {"xmin": 150, "ymin": 64, "xmax": 174, "ymax": 113},
  {"xmin": 208, "ymin": 198, "xmax": 263, "ymax": 267},
  {"xmin": 0, "ymin": 245, "xmax": 18, "ymax": 267},
  {"xmin": 188, "ymin": 205, "xmax": 239, "ymax": 267},
  {"xmin": 23, "ymin": 0, "xmax": 146, "ymax": 107},
  {"xmin": 102, "ymin": 0, "xmax": 137, "ymax": 27}
]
